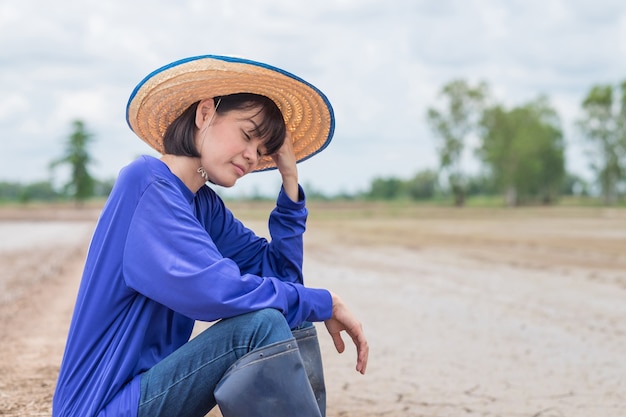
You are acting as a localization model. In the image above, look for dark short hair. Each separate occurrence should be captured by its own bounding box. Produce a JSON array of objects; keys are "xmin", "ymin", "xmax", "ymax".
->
[{"xmin": 162, "ymin": 93, "xmax": 286, "ymax": 158}]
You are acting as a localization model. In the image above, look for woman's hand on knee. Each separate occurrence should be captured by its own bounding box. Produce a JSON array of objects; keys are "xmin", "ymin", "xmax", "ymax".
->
[{"xmin": 324, "ymin": 292, "xmax": 368, "ymax": 374}]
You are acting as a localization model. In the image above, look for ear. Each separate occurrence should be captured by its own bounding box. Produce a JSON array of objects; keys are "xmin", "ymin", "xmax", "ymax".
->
[{"xmin": 195, "ymin": 99, "xmax": 216, "ymax": 129}]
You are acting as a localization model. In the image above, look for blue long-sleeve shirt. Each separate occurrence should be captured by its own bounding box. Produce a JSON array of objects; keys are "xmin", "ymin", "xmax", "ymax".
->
[{"xmin": 53, "ymin": 155, "xmax": 332, "ymax": 417}]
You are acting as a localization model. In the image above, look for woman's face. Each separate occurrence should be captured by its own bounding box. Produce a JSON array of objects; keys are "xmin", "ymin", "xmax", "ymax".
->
[{"xmin": 196, "ymin": 104, "xmax": 267, "ymax": 188}]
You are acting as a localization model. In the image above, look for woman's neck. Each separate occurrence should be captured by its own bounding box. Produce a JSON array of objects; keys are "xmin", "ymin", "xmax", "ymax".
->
[{"xmin": 160, "ymin": 154, "xmax": 206, "ymax": 193}]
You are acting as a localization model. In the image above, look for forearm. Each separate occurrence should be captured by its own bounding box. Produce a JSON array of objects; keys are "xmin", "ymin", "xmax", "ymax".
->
[
  {"xmin": 272, "ymin": 130, "xmax": 299, "ymax": 202},
  {"xmin": 264, "ymin": 184, "xmax": 307, "ymax": 282},
  {"xmin": 281, "ymin": 170, "xmax": 299, "ymax": 202}
]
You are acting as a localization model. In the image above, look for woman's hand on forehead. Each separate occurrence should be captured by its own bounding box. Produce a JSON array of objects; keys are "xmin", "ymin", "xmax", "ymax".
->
[{"xmin": 272, "ymin": 130, "xmax": 299, "ymax": 201}]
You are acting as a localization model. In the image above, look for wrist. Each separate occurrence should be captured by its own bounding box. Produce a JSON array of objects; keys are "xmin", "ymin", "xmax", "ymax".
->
[
  {"xmin": 282, "ymin": 175, "xmax": 300, "ymax": 202},
  {"xmin": 330, "ymin": 291, "xmax": 342, "ymax": 313}
]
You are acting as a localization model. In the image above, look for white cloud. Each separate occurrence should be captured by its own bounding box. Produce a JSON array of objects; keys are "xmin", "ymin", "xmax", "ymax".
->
[{"xmin": 0, "ymin": 94, "xmax": 29, "ymax": 122}]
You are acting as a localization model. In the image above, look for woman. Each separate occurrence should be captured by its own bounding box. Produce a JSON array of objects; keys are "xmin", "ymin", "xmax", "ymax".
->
[{"xmin": 53, "ymin": 55, "xmax": 368, "ymax": 417}]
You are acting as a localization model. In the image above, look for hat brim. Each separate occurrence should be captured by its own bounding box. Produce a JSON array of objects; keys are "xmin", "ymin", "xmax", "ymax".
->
[{"xmin": 126, "ymin": 55, "xmax": 335, "ymax": 172}]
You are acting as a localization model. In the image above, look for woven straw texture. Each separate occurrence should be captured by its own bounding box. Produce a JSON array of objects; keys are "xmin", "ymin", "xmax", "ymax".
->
[{"xmin": 127, "ymin": 56, "xmax": 334, "ymax": 172}]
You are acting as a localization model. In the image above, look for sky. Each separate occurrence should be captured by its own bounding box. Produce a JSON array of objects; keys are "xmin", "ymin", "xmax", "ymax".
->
[{"xmin": 1, "ymin": 0, "xmax": 625, "ymax": 197}]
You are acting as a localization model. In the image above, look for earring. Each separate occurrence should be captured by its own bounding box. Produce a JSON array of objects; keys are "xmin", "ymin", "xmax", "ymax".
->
[{"xmin": 197, "ymin": 167, "xmax": 209, "ymax": 181}]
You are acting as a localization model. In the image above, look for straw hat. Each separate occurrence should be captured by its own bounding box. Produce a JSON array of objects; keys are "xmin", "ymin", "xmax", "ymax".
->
[{"xmin": 126, "ymin": 55, "xmax": 335, "ymax": 172}]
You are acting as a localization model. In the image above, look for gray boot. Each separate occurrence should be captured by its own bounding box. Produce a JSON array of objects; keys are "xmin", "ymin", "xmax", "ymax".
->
[
  {"xmin": 214, "ymin": 338, "xmax": 322, "ymax": 417},
  {"xmin": 292, "ymin": 324, "xmax": 326, "ymax": 416}
]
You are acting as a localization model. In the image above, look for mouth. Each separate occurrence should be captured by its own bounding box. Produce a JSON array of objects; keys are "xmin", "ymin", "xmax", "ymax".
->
[{"xmin": 232, "ymin": 162, "xmax": 246, "ymax": 177}]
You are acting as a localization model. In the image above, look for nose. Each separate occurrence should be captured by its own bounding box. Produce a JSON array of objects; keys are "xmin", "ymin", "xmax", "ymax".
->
[{"xmin": 243, "ymin": 143, "xmax": 259, "ymax": 166}]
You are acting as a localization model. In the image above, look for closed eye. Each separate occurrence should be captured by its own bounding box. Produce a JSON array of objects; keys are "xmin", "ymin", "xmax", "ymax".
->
[{"xmin": 242, "ymin": 129, "xmax": 267, "ymax": 158}]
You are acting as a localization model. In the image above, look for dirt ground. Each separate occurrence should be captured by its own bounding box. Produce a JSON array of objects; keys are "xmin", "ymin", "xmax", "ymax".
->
[{"xmin": 1, "ymin": 203, "xmax": 625, "ymax": 416}]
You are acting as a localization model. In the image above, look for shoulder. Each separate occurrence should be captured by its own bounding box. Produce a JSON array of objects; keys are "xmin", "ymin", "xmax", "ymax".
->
[
  {"xmin": 108, "ymin": 156, "xmax": 174, "ymax": 203},
  {"xmin": 118, "ymin": 155, "xmax": 160, "ymax": 182},
  {"xmin": 116, "ymin": 155, "xmax": 177, "ymax": 191}
]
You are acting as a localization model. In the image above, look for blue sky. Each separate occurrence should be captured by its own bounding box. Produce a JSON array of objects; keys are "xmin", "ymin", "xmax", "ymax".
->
[{"xmin": 1, "ymin": 0, "xmax": 625, "ymax": 197}]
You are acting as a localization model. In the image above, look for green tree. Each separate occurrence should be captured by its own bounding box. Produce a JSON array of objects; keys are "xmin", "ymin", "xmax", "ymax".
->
[
  {"xmin": 405, "ymin": 169, "xmax": 438, "ymax": 200},
  {"xmin": 93, "ymin": 178, "xmax": 116, "ymax": 198},
  {"xmin": 19, "ymin": 181, "xmax": 60, "ymax": 203},
  {"xmin": 427, "ymin": 79, "xmax": 489, "ymax": 206},
  {"xmin": 577, "ymin": 82, "xmax": 626, "ymax": 205},
  {"xmin": 0, "ymin": 182, "xmax": 22, "ymax": 201},
  {"xmin": 465, "ymin": 173, "xmax": 498, "ymax": 197},
  {"xmin": 50, "ymin": 120, "xmax": 96, "ymax": 206},
  {"xmin": 366, "ymin": 177, "xmax": 405, "ymax": 200},
  {"xmin": 477, "ymin": 96, "xmax": 565, "ymax": 206},
  {"xmin": 560, "ymin": 172, "xmax": 589, "ymax": 196}
]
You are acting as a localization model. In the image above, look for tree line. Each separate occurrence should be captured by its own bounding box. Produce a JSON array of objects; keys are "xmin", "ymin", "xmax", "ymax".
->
[
  {"xmin": 435, "ymin": 79, "xmax": 624, "ymax": 206},
  {"xmin": 365, "ymin": 79, "xmax": 625, "ymax": 206},
  {"xmin": 1, "ymin": 80, "xmax": 625, "ymax": 206}
]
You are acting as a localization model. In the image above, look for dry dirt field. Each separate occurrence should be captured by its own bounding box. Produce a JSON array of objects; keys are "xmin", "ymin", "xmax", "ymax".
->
[{"xmin": 1, "ymin": 202, "xmax": 625, "ymax": 416}]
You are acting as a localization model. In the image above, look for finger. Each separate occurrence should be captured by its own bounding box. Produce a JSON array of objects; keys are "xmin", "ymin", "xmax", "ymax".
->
[
  {"xmin": 331, "ymin": 332, "xmax": 345, "ymax": 354},
  {"xmin": 351, "ymin": 330, "xmax": 369, "ymax": 374},
  {"xmin": 356, "ymin": 339, "xmax": 369, "ymax": 374}
]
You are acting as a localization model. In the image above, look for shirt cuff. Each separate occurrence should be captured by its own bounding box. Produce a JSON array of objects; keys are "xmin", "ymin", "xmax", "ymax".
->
[
  {"xmin": 277, "ymin": 184, "xmax": 306, "ymax": 209},
  {"xmin": 301, "ymin": 287, "xmax": 333, "ymax": 322}
]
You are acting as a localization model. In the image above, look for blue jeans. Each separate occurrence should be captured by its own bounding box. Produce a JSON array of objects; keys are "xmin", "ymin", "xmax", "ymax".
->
[{"xmin": 137, "ymin": 308, "xmax": 295, "ymax": 417}]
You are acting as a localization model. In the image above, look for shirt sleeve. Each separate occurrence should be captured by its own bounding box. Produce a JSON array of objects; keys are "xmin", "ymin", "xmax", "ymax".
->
[
  {"xmin": 122, "ymin": 179, "xmax": 331, "ymax": 327},
  {"xmin": 197, "ymin": 185, "xmax": 307, "ymax": 284}
]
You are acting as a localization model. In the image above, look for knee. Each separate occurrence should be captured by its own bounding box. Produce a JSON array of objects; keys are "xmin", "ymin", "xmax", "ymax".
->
[
  {"xmin": 246, "ymin": 308, "xmax": 292, "ymax": 348},
  {"xmin": 248, "ymin": 308, "xmax": 290, "ymax": 333}
]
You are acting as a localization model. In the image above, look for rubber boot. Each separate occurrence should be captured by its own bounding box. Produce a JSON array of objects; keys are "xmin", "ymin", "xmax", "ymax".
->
[
  {"xmin": 292, "ymin": 324, "xmax": 326, "ymax": 416},
  {"xmin": 214, "ymin": 338, "xmax": 322, "ymax": 417}
]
